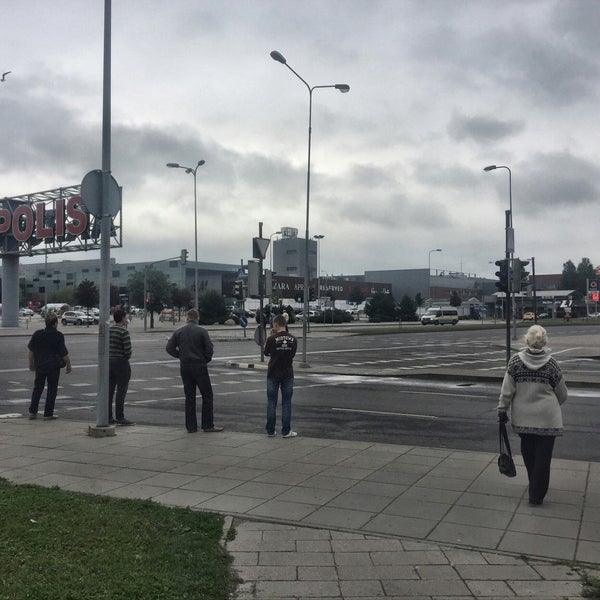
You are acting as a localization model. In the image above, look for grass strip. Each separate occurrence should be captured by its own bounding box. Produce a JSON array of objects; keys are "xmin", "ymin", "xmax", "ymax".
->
[{"xmin": 0, "ymin": 478, "xmax": 237, "ymax": 600}]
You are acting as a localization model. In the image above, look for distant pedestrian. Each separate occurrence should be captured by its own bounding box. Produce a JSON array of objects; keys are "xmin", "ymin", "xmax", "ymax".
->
[
  {"xmin": 108, "ymin": 309, "xmax": 135, "ymax": 426},
  {"xmin": 166, "ymin": 308, "xmax": 223, "ymax": 433},
  {"xmin": 264, "ymin": 314, "xmax": 298, "ymax": 438},
  {"xmin": 27, "ymin": 313, "xmax": 72, "ymax": 420},
  {"xmin": 497, "ymin": 325, "xmax": 568, "ymax": 505}
]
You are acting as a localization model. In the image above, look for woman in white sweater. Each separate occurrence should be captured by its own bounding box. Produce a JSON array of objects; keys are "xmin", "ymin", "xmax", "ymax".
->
[{"xmin": 497, "ymin": 325, "xmax": 568, "ymax": 505}]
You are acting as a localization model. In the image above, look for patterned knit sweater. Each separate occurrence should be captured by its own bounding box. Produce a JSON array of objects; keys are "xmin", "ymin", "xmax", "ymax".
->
[{"xmin": 497, "ymin": 348, "xmax": 568, "ymax": 436}]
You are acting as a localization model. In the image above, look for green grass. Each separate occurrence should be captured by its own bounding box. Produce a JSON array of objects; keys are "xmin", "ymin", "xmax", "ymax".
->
[{"xmin": 0, "ymin": 478, "xmax": 238, "ymax": 600}]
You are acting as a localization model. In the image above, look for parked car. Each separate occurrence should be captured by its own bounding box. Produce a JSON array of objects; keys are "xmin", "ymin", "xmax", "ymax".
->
[
  {"xmin": 295, "ymin": 310, "xmax": 321, "ymax": 321},
  {"xmin": 61, "ymin": 310, "xmax": 95, "ymax": 326},
  {"xmin": 18, "ymin": 307, "xmax": 34, "ymax": 317},
  {"xmin": 522, "ymin": 312, "xmax": 535, "ymax": 321},
  {"xmin": 537, "ymin": 312, "xmax": 550, "ymax": 319}
]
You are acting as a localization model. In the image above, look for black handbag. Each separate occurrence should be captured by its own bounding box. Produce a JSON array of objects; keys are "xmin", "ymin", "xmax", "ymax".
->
[{"xmin": 498, "ymin": 421, "xmax": 517, "ymax": 477}]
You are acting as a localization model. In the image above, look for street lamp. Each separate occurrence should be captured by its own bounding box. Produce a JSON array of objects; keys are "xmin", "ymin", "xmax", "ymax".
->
[
  {"xmin": 484, "ymin": 164, "xmax": 515, "ymax": 361},
  {"xmin": 314, "ymin": 234, "xmax": 325, "ymax": 310},
  {"xmin": 270, "ymin": 49, "xmax": 349, "ymax": 367},
  {"xmin": 428, "ymin": 248, "xmax": 442, "ymax": 305},
  {"xmin": 166, "ymin": 160, "xmax": 205, "ymax": 309}
]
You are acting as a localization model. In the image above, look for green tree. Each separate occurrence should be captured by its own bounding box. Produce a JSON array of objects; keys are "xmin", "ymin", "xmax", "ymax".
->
[
  {"xmin": 576, "ymin": 258, "xmax": 596, "ymax": 296},
  {"xmin": 198, "ymin": 289, "xmax": 228, "ymax": 325},
  {"xmin": 127, "ymin": 268, "xmax": 173, "ymax": 328},
  {"xmin": 365, "ymin": 292, "xmax": 397, "ymax": 323},
  {"xmin": 561, "ymin": 260, "xmax": 578, "ymax": 290},
  {"xmin": 74, "ymin": 279, "xmax": 99, "ymax": 311},
  {"xmin": 414, "ymin": 292, "xmax": 423, "ymax": 307},
  {"xmin": 172, "ymin": 285, "xmax": 193, "ymax": 320},
  {"xmin": 397, "ymin": 294, "xmax": 417, "ymax": 321},
  {"xmin": 449, "ymin": 291, "xmax": 462, "ymax": 307}
]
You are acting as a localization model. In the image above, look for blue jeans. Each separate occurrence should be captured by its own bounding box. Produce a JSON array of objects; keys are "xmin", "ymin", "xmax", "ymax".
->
[{"xmin": 266, "ymin": 376, "xmax": 293, "ymax": 435}]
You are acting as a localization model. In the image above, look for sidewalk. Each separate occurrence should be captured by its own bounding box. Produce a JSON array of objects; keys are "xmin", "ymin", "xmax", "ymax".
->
[{"xmin": 0, "ymin": 418, "xmax": 597, "ymax": 598}]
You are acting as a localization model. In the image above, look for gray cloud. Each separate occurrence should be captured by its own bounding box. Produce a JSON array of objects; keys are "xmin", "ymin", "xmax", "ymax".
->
[{"xmin": 447, "ymin": 113, "xmax": 524, "ymax": 145}]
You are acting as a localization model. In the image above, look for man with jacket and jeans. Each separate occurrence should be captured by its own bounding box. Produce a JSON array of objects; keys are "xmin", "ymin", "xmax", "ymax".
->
[
  {"xmin": 264, "ymin": 314, "xmax": 298, "ymax": 438},
  {"xmin": 166, "ymin": 309, "xmax": 223, "ymax": 433},
  {"xmin": 108, "ymin": 309, "xmax": 135, "ymax": 426}
]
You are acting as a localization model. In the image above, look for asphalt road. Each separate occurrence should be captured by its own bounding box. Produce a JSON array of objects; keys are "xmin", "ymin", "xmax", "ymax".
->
[{"xmin": 2, "ymin": 324, "xmax": 599, "ymax": 461}]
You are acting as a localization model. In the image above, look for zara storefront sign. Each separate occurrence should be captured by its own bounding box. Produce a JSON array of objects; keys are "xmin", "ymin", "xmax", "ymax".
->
[{"xmin": 0, "ymin": 184, "xmax": 122, "ymax": 258}]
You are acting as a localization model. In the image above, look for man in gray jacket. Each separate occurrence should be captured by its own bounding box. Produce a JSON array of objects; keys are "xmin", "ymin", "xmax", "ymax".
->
[{"xmin": 166, "ymin": 309, "xmax": 223, "ymax": 433}]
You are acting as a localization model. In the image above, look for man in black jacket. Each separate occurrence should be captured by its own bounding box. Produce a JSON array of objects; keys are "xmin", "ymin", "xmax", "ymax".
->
[
  {"xmin": 166, "ymin": 309, "xmax": 223, "ymax": 433},
  {"xmin": 27, "ymin": 313, "xmax": 72, "ymax": 420}
]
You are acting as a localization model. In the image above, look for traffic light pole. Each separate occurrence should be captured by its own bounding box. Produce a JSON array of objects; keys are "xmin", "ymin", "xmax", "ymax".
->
[{"xmin": 505, "ymin": 210, "xmax": 512, "ymax": 365}]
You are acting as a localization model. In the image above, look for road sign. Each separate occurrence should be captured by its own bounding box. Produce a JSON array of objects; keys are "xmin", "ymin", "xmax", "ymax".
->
[
  {"xmin": 240, "ymin": 316, "xmax": 248, "ymax": 328},
  {"xmin": 252, "ymin": 237, "xmax": 270, "ymax": 259},
  {"xmin": 81, "ymin": 170, "xmax": 122, "ymax": 217}
]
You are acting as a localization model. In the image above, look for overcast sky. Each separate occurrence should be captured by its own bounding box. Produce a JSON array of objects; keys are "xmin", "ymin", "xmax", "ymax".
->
[{"xmin": 2, "ymin": 0, "xmax": 599, "ymax": 279}]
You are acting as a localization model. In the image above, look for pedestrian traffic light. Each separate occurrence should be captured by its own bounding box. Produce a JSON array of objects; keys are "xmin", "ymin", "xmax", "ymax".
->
[
  {"xmin": 233, "ymin": 280, "xmax": 244, "ymax": 300},
  {"xmin": 180, "ymin": 249, "xmax": 188, "ymax": 265},
  {"xmin": 495, "ymin": 259, "xmax": 509, "ymax": 293}
]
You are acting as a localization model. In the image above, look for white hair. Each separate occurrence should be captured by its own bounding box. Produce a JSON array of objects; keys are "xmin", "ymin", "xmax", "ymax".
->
[{"xmin": 525, "ymin": 325, "xmax": 547, "ymax": 350}]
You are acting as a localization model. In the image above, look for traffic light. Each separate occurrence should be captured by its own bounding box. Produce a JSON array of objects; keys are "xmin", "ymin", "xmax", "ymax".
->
[
  {"xmin": 512, "ymin": 258, "xmax": 530, "ymax": 292},
  {"xmin": 180, "ymin": 249, "xmax": 188, "ymax": 265},
  {"xmin": 495, "ymin": 259, "xmax": 509, "ymax": 293},
  {"xmin": 519, "ymin": 259, "xmax": 530, "ymax": 292},
  {"xmin": 309, "ymin": 288, "xmax": 316, "ymax": 302},
  {"xmin": 233, "ymin": 280, "xmax": 244, "ymax": 300}
]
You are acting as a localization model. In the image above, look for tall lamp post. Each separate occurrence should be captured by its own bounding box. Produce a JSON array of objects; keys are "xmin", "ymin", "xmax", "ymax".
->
[
  {"xmin": 428, "ymin": 248, "xmax": 442, "ymax": 305},
  {"xmin": 166, "ymin": 160, "xmax": 205, "ymax": 309},
  {"xmin": 484, "ymin": 164, "xmax": 515, "ymax": 362},
  {"xmin": 270, "ymin": 49, "xmax": 349, "ymax": 368},
  {"xmin": 314, "ymin": 234, "xmax": 325, "ymax": 310}
]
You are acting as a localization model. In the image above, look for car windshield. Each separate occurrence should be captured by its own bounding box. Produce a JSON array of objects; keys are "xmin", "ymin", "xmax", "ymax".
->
[{"xmin": 424, "ymin": 309, "xmax": 441, "ymax": 316}]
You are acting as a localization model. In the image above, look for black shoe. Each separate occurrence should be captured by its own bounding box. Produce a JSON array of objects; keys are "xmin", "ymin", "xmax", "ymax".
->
[
  {"xmin": 202, "ymin": 426, "xmax": 224, "ymax": 433},
  {"xmin": 529, "ymin": 499, "xmax": 543, "ymax": 506},
  {"xmin": 109, "ymin": 418, "xmax": 117, "ymax": 425},
  {"xmin": 187, "ymin": 428, "xmax": 198, "ymax": 433},
  {"xmin": 116, "ymin": 418, "xmax": 135, "ymax": 426}
]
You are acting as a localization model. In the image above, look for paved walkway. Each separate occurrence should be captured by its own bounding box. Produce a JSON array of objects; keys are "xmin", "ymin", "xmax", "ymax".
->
[{"xmin": 1, "ymin": 418, "xmax": 598, "ymax": 598}]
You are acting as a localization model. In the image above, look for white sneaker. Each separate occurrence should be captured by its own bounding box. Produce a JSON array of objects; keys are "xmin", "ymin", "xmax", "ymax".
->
[{"xmin": 282, "ymin": 431, "xmax": 298, "ymax": 438}]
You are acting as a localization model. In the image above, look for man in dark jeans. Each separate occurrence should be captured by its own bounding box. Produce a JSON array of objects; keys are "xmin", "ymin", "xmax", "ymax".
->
[
  {"xmin": 27, "ymin": 313, "xmax": 72, "ymax": 420},
  {"xmin": 264, "ymin": 314, "xmax": 298, "ymax": 438},
  {"xmin": 108, "ymin": 309, "xmax": 135, "ymax": 426},
  {"xmin": 166, "ymin": 308, "xmax": 223, "ymax": 433}
]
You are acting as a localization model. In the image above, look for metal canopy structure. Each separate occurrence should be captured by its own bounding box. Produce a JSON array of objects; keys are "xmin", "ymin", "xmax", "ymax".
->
[{"xmin": 0, "ymin": 185, "xmax": 122, "ymax": 258}]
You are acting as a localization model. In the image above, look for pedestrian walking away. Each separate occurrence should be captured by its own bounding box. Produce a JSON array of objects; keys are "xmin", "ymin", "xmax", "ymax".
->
[
  {"xmin": 166, "ymin": 308, "xmax": 223, "ymax": 433},
  {"xmin": 108, "ymin": 309, "xmax": 135, "ymax": 426},
  {"xmin": 264, "ymin": 314, "xmax": 298, "ymax": 438},
  {"xmin": 27, "ymin": 313, "xmax": 72, "ymax": 420},
  {"xmin": 497, "ymin": 325, "xmax": 568, "ymax": 505}
]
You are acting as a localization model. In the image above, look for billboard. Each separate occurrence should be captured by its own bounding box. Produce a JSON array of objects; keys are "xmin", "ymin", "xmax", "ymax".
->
[{"xmin": 0, "ymin": 185, "xmax": 122, "ymax": 258}]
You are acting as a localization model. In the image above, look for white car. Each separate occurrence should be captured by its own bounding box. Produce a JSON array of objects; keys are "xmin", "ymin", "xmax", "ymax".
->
[
  {"xmin": 61, "ymin": 310, "xmax": 96, "ymax": 326},
  {"xmin": 19, "ymin": 308, "xmax": 34, "ymax": 316}
]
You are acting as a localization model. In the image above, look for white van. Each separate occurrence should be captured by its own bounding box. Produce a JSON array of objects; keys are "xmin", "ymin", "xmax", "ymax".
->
[{"xmin": 421, "ymin": 307, "xmax": 459, "ymax": 326}]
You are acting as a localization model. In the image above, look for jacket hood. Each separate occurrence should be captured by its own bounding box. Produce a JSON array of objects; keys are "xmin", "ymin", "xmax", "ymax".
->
[{"xmin": 517, "ymin": 347, "xmax": 551, "ymax": 371}]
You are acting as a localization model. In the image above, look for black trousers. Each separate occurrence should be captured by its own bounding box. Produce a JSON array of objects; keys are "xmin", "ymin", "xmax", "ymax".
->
[
  {"xmin": 108, "ymin": 359, "xmax": 131, "ymax": 421},
  {"xmin": 519, "ymin": 433, "xmax": 556, "ymax": 503},
  {"xmin": 30, "ymin": 368, "xmax": 61, "ymax": 417},
  {"xmin": 180, "ymin": 365, "xmax": 214, "ymax": 432}
]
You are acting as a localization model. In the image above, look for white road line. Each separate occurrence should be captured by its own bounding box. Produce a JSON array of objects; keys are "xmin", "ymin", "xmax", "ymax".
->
[{"xmin": 332, "ymin": 407, "xmax": 438, "ymax": 420}]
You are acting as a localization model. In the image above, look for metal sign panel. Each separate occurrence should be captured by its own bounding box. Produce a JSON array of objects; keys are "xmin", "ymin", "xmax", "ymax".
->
[
  {"xmin": 0, "ymin": 185, "xmax": 122, "ymax": 258},
  {"xmin": 252, "ymin": 237, "xmax": 270, "ymax": 259}
]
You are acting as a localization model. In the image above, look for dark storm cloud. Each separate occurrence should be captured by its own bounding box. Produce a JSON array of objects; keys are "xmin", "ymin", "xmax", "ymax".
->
[
  {"xmin": 447, "ymin": 113, "xmax": 524, "ymax": 145},
  {"xmin": 518, "ymin": 152, "xmax": 600, "ymax": 211}
]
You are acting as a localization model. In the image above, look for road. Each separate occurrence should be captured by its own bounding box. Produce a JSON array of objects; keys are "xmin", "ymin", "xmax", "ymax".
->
[{"xmin": 1, "ymin": 323, "xmax": 599, "ymax": 461}]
